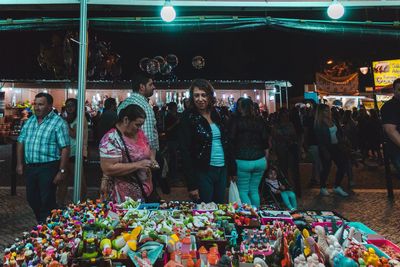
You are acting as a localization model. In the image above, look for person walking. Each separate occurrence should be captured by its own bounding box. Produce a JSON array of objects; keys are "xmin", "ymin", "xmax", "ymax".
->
[
  {"xmin": 118, "ymin": 74, "xmax": 160, "ymax": 199},
  {"xmin": 229, "ymin": 98, "xmax": 268, "ymax": 207},
  {"xmin": 100, "ymin": 104, "xmax": 153, "ymax": 202},
  {"xmin": 57, "ymin": 98, "xmax": 88, "ymax": 207},
  {"xmin": 314, "ymin": 104, "xmax": 348, "ymax": 197},
  {"xmin": 179, "ymin": 79, "xmax": 234, "ymax": 203},
  {"xmin": 272, "ymin": 108, "xmax": 302, "ymax": 197},
  {"xmin": 96, "ymin": 97, "xmax": 118, "ymax": 144},
  {"xmin": 381, "ymin": 78, "xmax": 400, "ymax": 177},
  {"xmin": 303, "ymin": 105, "xmax": 321, "ymax": 187},
  {"xmin": 165, "ymin": 102, "xmax": 180, "ymax": 183},
  {"xmin": 16, "ymin": 93, "xmax": 70, "ymax": 223}
]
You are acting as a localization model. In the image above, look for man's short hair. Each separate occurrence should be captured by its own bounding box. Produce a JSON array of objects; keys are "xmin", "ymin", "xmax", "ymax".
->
[
  {"xmin": 132, "ymin": 73, "xmax": 153, "ymax": 92},
  {"xmin": 104, "ymin": 98, "xmax": 117, "ymax": 110},
  {"xmin": 35, "ymin": 92, "xmax": 53, "ymax": 105}
]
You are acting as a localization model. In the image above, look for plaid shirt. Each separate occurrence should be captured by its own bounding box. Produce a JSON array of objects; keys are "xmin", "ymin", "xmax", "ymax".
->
[
  {"xmin": 118, "ymin": 92, "xmax": 159, "ymax": 151},
  {"xmin": 18, "ymin": 111, "xmax": 70, "ymax": 164}
]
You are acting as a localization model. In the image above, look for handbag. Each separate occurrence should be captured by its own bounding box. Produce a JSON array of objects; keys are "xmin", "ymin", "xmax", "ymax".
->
[
  {"xmin": 115, "ymin": 128, "xmax": 160, "ymax": 203},
  {"xmin": 228, "ymin": 181, "xmax": 242, "ymax": 205}
]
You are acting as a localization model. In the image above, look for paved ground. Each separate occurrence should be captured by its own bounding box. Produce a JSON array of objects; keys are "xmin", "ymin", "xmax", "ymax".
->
[{"xmin": 1, "ymin": 186, "xmax": 399, "ymax": 261}]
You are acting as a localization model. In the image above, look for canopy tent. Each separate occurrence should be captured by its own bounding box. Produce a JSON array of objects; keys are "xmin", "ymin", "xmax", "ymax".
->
[
  {"xmin": 2, "ymin": 0, "xmax": 399, "ymax": 203},
  {"xmin": 2, "ymin": 0, "xmax": 400, "ymax": 7},
  {"xmin": 1, "ymin": 16, "xmax": 400, "ymax": 38}
]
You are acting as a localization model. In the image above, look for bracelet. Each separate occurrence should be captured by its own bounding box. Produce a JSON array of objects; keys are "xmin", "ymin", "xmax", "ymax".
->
[{"xmin": 101, "ymin": 175, "xmax": 111, "ymax": 182}]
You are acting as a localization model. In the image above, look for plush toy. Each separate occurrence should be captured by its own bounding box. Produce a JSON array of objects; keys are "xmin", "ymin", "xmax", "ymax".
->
[
  {"xmin": 333, "ymin": 253, "xmax": 358, "ymax": 267},
  {"xmin": 315, "ymin": 225, "xmax": 329, "ymax": 259},
  {"xmin": 302, "ymin": 229, "xmax": 312, "ymax": 257},
  {"xmin": 293, "ymin": 254, "xmax": 307, "ymax": 267}
]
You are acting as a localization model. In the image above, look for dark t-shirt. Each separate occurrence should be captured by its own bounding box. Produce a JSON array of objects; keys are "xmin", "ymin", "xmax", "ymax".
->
[
  {"xmin": 303, "ymin": 115, "xmax": 317, "ymax": 146},
  {"xmin": 381, "ymin": 97, "xmax": 400, "ymax": 152}
]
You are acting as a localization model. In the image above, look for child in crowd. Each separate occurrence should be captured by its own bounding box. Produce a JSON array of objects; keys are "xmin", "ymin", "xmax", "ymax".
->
[{"xmin": 265, "ymin": 166, "xmax": 297, "ymax": 211}]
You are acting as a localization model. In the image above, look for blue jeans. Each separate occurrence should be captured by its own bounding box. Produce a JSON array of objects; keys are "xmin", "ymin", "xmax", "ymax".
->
[
  {"xmin": 236, "ymin": 157, "xmax": 267, "ymax": 207},
  {"xmin": 280, "ymin": 191, "xmax": 297, "ymax": 210},
  {"xmin": 197, "ymin": 165, "xmax": 227, "ymax": 204}
]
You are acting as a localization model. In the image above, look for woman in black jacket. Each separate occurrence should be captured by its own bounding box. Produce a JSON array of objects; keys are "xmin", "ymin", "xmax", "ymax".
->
[
  {"xmin": 315, "ymin": 104, "xmax": 348, "ymax": 197},
  {"xmin": 179, "ymin": 79, "xmax": 233, "ymax": 203},
  {"xmin": 229, "ymin": 98, "xmax": 269, "ymax": 207}
]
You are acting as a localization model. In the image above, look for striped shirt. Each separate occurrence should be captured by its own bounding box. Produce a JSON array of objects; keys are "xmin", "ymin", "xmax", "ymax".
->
[
  {"xmin": 18, "ymin": 111, "xmax": 70, "ymax": 164},
  {"xmin": 117, "ymin": 92, "xmax": 159, "ymax": 151}
]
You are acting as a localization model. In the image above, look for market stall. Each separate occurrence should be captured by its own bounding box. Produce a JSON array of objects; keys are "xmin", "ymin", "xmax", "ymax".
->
[{"xmin": 3, "ymin": 198, "xmax": 400, "ymax": 267}]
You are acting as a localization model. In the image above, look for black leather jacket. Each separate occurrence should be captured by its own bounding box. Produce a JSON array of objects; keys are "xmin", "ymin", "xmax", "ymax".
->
[{"xmin": 179, "ymin": 108, "xmax": 232, "ymax": 191}]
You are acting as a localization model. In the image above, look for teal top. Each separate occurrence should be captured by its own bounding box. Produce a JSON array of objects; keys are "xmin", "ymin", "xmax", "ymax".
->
[{"xmin": 210, "ymin": 123, "xmax": 225, "ymax": 167}]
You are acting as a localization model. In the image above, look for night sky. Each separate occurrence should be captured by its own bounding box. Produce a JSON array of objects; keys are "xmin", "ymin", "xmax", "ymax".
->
[{"xmin": 0, "ymin": 25, "xmax": 399, "ymax": 96}]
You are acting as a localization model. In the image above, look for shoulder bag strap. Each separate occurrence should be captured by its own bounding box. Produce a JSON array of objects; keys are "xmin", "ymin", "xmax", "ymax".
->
[{"xmin": 115, "ymin": 127, "xmax": 147, "ymax": 200}]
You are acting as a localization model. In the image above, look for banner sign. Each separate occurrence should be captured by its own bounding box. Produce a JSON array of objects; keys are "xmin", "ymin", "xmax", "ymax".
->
[
  {"xmin": 372, "ymin": 59, "xmax": 400, "ymax": 88},
  {"xmin": 315, "ymin": 72, "xmax": 359, "ymax": 95}
]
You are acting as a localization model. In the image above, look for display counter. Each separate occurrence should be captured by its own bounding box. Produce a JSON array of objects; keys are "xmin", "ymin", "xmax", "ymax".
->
[{"xmin": 3, "ymin": 198, "xmax": 400, "ymax": 267}]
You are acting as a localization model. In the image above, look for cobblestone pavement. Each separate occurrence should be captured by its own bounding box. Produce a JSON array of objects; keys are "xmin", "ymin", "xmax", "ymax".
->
[{"xmin": 1, "ymin": 187, "xmax": 399, "ymax": 264}]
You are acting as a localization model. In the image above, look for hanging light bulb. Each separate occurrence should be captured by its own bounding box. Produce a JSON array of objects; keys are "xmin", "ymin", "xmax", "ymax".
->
[
  {"xmin": 327, "ymin": 0, "xmax": 345, "ymax": 20},
  {"xmin": 161, "ymin": 0, "xmax": 176, "ymax": 22}
]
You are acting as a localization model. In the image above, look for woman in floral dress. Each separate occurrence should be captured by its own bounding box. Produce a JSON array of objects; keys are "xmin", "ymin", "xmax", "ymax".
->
[{"xmin": 99, "ymin": 104, "xmax": 153, "ymax": 202}]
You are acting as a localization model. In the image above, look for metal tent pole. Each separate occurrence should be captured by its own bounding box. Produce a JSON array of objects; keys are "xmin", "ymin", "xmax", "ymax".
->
[
  {"xmin": 73, "ymin": 0, "xmax": 88, "ymax": 203},
  {"xmin": 285, "ymin": 81, "xmax": 289, "ymax": 108}
]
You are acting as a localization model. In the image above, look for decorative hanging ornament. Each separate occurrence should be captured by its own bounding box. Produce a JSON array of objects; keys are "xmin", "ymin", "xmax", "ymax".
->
[
  {"xmin": 192, "ymin": 56, "xmax": 205, "ymax": 69},
  {"xmin": 154, "ymin": 56, "xmax": 166, "ymax": 66},
  {"xmin": 165, "ymin": 54, "xmax": 179, "ymax": 68},
  {"xmin": 146, "ymin": 59, "xmax": 160, "ymax": 75},
  {"xmin": 160, "ymin": 63, "xmax": 173, "ymax": 76},
  {"xmin": 139, "ymin": 57, "xmax": 150, "ymax": 72}
]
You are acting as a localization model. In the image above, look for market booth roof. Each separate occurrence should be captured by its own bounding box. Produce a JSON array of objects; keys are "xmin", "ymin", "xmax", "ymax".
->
[
  {"xmin": 2, "ymin": 0, "xmax": 400, "ymax": 7},
  {"xmin": 1, "ymin": 16, "xmax": 400, "ymax": 37}
]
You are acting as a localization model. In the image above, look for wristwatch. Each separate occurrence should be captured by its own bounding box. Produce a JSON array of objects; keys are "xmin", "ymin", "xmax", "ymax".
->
[{"xmin": 59, "ymin": 168, "xmax": 66, "ymax": 174}]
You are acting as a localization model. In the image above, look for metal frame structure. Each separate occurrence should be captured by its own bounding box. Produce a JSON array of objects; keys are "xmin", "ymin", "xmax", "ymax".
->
[
  {"xmin": 2, "ymin": 0, "xmax": 400, "ymax": 7},
  {"xmin": 2, "ymin": 0, "xmax": 399, "ymax": 203}
]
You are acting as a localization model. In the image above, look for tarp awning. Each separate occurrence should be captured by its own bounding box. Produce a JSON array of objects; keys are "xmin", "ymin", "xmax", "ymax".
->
[{"xmin": 1, "ymin": 16, "xmax": 400, "ymax": 38}]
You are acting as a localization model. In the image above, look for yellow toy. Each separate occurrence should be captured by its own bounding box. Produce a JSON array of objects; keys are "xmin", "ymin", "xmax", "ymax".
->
[{"xmin": 302, "ymin": 229, "xmax": 312, "ymax": 257}]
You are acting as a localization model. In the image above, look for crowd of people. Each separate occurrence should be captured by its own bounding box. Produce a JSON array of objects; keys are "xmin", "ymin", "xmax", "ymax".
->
[{"xmin": 15, "ymin": 75, "xmax": 400, "ymax": 223}]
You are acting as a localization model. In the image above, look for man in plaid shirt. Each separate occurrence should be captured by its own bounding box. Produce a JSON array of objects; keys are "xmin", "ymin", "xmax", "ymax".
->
[
  {"xmin": 16, "ymin": 93, "xmax": 70, "ymax": 223},
  {"xmin": 118, "ymin": 74, "xmax": 159, "ymax": 160}
]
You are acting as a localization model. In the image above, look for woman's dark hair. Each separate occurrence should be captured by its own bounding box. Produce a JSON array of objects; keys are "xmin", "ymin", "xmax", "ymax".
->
[
  {"xmin": 277, "ymin": 107, "xmax": 289, "ymax": 123},
  {"xmin": 117, "ymin": 104, "xmax": 146, "ymax": 123},
  {"xmin": 238, "ymin": 98, "xmax": 255, "ymax": 118},
  {"xmin": 189, "ymin": 79, "xmax": 216, "ymax": 111},
  {"xmin": 65, "ymin": 98, "xmax": 78, "ymax": 123},
  {"xmin": 104, "ymin": 98, "xmax": 117, "ymax": 110},
  {"xmin": 343, "ymin": 110, "xmax": 352, "ymax": 125},
  {"xmin": 314, "ymin": 104, "xmax": 330, "ymax": 127},
  {"xmin": 369, "ymin": 108, "xmax": 379, "ymax": 120}
]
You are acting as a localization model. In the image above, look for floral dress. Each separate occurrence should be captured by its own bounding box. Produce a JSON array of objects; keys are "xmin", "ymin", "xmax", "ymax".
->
[{"xmin": 99, "ymin": 128, "xmax": 152, "ymax": 202}]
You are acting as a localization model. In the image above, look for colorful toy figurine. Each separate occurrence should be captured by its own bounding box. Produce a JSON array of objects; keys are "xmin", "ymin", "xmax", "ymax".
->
[
  {"xmin": 229, "ymin": 229, "xmax": 238, "ymax": 248},
  {"xmin": 135, "ymin": 250, "xmax": 152, "ymax": 267}
]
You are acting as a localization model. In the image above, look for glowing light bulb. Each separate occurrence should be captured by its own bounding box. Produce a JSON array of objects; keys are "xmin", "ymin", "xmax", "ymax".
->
[
  {"xmin": 327, "ymin": 0, "xmax": 344, "ymax": 20},
  {"xmin": 161, "ymin": 1, "xmax": 176, "ymax": 22}
]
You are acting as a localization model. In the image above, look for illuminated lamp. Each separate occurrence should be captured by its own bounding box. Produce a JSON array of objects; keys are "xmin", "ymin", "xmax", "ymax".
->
[
  {"xmin": 327, "ymin": 0, "xmax": 345, "ymax": 20},
  {"xmin": 161, "ymin": 0, "xmax": 176, "ymax": 22}
]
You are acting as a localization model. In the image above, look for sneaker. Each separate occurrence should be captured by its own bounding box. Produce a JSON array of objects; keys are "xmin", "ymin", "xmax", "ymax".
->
[
  {"xmin": 320, "ymin": 187, "xmax": 330, "ymax": 196},
  {"xmin": 333, "ymin": 186, "xmax": 349, "ymax": 197}
]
